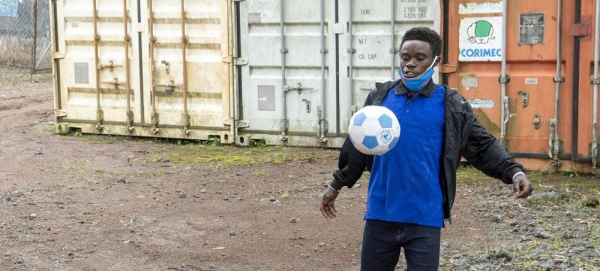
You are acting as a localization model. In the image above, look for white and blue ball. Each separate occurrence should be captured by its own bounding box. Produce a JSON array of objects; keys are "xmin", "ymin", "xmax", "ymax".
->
[{"xmin": 348, "ymin": 105, "xmax": 401, "ymax": 155}]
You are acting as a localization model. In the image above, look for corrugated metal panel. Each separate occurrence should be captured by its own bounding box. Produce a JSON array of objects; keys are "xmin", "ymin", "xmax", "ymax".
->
[
  {"xmin": 449, "ymin": 1, "xmax": 562, "ymax": 166},
  {"xmin": 446, "ymin": 0, "xmax": 600, "ymax": 172},
  {"xmin": 237, "ymin": 0, "xmax": 441, "ymax": 147},
  {"xmin": 238, "ymin": 0, "xmax": 337, "ymax": 147},
  {"xmin": 577, "ymin": 0, "xmax": 599, "ymax": 169},
  {"xmin": 452, "ymin": 1, "xmax": 559, "ymax": 153},
  {"xmin": 52, "ymin": 0, "xmax": 234, "ymax": 142},
  {"xmin": 54, "ymin": 0, "xmax": 140, "ymax": 128}
]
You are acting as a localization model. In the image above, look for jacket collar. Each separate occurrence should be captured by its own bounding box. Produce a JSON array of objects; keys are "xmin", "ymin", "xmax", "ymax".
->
[{"xmin": 394, "ymin": 80, "xmax": 436, "ymax": 98}]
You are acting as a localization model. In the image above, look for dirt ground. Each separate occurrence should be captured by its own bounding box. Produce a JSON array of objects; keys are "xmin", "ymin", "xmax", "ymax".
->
[{"xmin": 1, "ymin": 72, "xmax": 599, "ymax": 271}]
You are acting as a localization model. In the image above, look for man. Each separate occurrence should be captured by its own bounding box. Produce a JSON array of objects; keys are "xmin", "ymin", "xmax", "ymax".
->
[{"xmin": 319, "ymin": 27, "xmax": 533, "ymax": 270}]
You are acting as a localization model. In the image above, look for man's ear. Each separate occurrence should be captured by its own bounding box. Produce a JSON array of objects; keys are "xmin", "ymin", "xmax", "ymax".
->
[{"xmin": 433, "ymin": 56, "xmax": 441, "ymax": 67}]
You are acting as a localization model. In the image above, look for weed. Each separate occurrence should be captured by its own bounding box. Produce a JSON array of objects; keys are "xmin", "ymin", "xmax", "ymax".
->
[
  {"xmin": 249, "ymin": 182, "xmax": 262, "ymax": 196},
  {"xmin": 202, "ymin": 135, "xmax": 221, "ymax": 146},
  {"xmin": 278, "ymin": 190, "xmax": 289, "ymax": 199},
  {"xmin": 250, "ymin": 138, "xmax": 266, "ymax": 148}
]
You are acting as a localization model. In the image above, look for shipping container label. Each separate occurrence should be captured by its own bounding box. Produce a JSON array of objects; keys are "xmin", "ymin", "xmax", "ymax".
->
[
  {"xmin": 525, "ymin": 78, "xmax": 538, "ymax": 85},
  {"xmin": 461, "ymin": 76, "xmax": 479, "ymax": 89},
  {"xmin": 458, "ymin": 2, "xmax": 503, "ymax": 14},
  {"xmin": 467, "ymin": 99, "xmax": 494, "ymax": 109},
  {"xmin": 0, "ymin": 0, "xmax": 18, "ymax": 17},
  {"xmin": 459, "ymin": 17, "xmax": 503, "ymax": 61}
]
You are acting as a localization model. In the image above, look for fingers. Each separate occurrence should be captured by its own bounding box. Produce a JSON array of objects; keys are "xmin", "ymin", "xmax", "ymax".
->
[
  {"xmin": 320, "ymin": 201, "xmax": 337, "ymax": 218},
  {"xmin": 514, "ymin": 180, "xmax": 533, "ymax": 199},
  {"xmin": 320, "ymin": 190, "xmax": 338, "ymax": 218}
]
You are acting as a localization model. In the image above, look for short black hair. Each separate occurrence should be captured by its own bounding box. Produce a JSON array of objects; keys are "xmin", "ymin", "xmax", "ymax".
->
[{"xmin": 400, "ymin": 27, "xmax": 442, "ymax": 57}]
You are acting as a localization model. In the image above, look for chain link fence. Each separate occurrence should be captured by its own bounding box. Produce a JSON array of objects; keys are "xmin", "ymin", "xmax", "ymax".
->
[{"xmin": 1, "ymin": 0, "xmax": 52, "ymax": 85}]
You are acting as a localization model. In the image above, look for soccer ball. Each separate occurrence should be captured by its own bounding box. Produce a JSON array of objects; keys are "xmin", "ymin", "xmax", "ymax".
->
[{"xmin": 348, "ymin": 105, "xmax": 401, "ymax": 155}]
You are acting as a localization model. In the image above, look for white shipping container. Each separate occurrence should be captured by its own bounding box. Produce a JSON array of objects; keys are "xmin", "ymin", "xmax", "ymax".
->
[
  {"xmin": 51, "ymin": 0, "xmax": 235, "ymax": 142},
  {"xmin": 51, "ymin": 0, "xmax": 440, "ymax": 147}
]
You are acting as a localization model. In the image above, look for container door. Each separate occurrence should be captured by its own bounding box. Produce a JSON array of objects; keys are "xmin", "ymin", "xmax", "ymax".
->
[
  {"xmin": 237, "ymin": 0, "xmax": 339, "ymax": 146},
  {"xmin": 577, "ymin": 0, "xmax": 599, "ymax": 168},
  {"xmin": 53, "ymin": 0, "xmax": 142, "ymax": 135},
  {"xmin": 447, "ymin": 0, "xmax": 569, "ymax": 168},
  {"xmin": 140, "ymin": 0, "xmax": 234, "ymax": 141},
  {"xmin": 236, "ymin": 0, "xmax": 441, "ymax": 147}
]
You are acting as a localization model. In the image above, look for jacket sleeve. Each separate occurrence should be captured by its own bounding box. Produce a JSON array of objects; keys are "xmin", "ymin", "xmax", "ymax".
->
[
  {"xmin": 329, "ymin": 90, "xmax": 376, "ymax": 190},
  {"xmin": 329, "ymin": 137, "xmax": 370, "ymax": 190},
  {"xmin": 462, "ymin": 106, "xmax": 524, "ymax": 184}
]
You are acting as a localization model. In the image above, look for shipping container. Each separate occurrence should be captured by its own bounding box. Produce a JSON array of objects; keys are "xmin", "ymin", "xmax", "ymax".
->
[
  {"xmin": 51, "ymin": 0, "xmax": 600, "ymax": 172},
  {"xmin": 51, "ymin": 0, "xmax": 235, "ymax": 143},
  {"xmin": 444, "ymin": 0, "xmax": 600, "ymax": 172}
]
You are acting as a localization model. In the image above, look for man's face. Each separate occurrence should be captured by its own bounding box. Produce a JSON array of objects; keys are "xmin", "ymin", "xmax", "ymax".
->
[{"xmin": 399, "ymin": 40, "xmax": 436, "ymax": 78}]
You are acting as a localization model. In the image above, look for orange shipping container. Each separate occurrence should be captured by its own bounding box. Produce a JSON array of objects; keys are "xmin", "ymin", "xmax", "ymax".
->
[{"xmin": 444, "ymin": 0, "xmax": 600, "ymax": 173}]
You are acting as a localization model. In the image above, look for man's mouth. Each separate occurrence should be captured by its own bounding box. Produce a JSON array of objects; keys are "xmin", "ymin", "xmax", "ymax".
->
[{"xmin": 403, "ymin": 70, "xmax": 418, "ymax": 78}]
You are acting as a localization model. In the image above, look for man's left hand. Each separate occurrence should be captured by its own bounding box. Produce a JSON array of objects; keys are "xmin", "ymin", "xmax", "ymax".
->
[{"xmin": 513, "ymin": 175, "xmax": 533, "ymax": 198}]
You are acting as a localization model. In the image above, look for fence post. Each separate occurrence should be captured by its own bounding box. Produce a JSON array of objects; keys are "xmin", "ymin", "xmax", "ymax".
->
[{"xmin": 31, "ymin": 0, "xmax": 38, "ymax": 79}]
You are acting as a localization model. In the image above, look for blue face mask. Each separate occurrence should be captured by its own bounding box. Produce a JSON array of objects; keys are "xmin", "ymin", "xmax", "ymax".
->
[{"xmin": 398, "ymin": 56, "xmax": 438, "ymax": 92}]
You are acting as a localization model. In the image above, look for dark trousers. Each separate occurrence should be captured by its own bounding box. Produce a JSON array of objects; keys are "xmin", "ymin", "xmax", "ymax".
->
[{"xmin": 360, "ymin": 220, "xmax": 441, "ymax": 271}]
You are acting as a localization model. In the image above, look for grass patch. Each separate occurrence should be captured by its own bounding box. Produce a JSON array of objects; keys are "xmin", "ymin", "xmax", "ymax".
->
[
  {"xmin": 30, "ymin": 122, "xmax": 55, "ymax": 134},
  {"xmin": 147, "ymin": 145, "xmax": 336, "ymax": 168}
]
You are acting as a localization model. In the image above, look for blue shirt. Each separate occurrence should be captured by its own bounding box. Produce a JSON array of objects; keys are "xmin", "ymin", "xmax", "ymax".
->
[{"xmin": 364, "ymin": 82, "xmax": 446, "ymax": 228}]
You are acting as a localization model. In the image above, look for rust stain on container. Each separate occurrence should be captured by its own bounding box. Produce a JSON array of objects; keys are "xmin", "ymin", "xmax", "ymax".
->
[{"xmin": 473, "ymin": 109, "xmax": 500, "ymax": 135}]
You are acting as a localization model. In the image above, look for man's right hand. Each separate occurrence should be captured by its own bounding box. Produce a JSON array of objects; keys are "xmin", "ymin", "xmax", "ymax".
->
[{"xmin": 320, "ymin": 187, "xmax": 339, "ymax": 218}]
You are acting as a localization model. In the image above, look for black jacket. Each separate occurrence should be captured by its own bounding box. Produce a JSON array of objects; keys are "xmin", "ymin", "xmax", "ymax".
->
[{"xmin": 330, "ymin": 79, "xmax": 524, "ymax": 220}]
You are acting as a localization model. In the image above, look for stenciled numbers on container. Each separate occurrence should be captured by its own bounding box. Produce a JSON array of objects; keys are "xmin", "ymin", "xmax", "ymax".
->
[{"xmin": 343, "ymin": 0, "xmax": 440, "ymax": 133}]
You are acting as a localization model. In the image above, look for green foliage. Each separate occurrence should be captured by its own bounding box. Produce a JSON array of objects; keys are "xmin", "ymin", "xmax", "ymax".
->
[
  {"xmin": 146, "ymin": 145, "xmax": 337, "ymax": 168},
  {"xmin": 73, "ymin": 129, "xmax": 83, "ymax": 137},
  {"xmin": 202, "ymin": 135, "xmax": 221, "ymax": 146},
  {"xmin": 250, "ymin": 138, "xmax": 266, "ymax": 148}
]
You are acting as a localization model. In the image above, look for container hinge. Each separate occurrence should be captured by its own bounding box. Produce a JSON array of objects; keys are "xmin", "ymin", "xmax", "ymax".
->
[
  {"xmin": 553, "ymin": 76, "xmax": 565, "ymax": 83},
  {"xmin": 54, "ymin": 110, "xmax": 67, "ymax": 117},
  {"xmin": 133, "ymin": 23, "xmax": 145, "ymax": 33},
  {"xmin": 234, "ymin": 58, "xmax": 248, "ymax": 66},
  {"xmin": 568, "ymin": 23, "xmax": 589, "ymax": 37},
  {"xmin": 52, "ymin": 52, "xmax": 65, "ymax": 59},
  {"xmin": 591, "ymin": 78, "xmax": 600, "ymax": 85},
  {"xmin": 222, "ymin": 56, "xmax": 248, "ymax": 66},
  {"xmin": 332, "ymin": 23, "xmax": 345, "ymax": 34},
  {"xmin": 223, "ymin": 118, "xmax": 233, "ymax": 126},
  {"xmin": 440, "ymin": 64, "xmax": 457, "ymax": 74},
  {"xmin": 498, "ymin": 75, "xmax": 511, "ymax": 83},
  {"xmin": 237, "ymin": 120, "xmax": 249, "ymax": 129}
]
